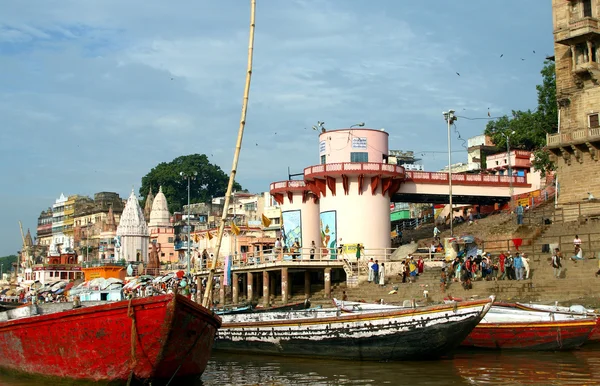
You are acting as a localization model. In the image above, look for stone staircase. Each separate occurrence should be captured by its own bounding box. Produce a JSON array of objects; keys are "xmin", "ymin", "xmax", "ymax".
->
[{"xmin": 335, "ymin": 201, "xmax": 600, "ymax": 308}]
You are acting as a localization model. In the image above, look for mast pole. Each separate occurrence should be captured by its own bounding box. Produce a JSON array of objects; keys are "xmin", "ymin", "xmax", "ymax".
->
[{"xmin": 203, "ymin": 0, "xmax": 256, "ymax": 308}]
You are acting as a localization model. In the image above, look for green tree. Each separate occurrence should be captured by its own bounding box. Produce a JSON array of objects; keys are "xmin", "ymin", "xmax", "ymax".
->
[
  {"xmin": 0, "ymin": 255, "xmax": 18, "ymax": 272},
  {"xmin": 484, "ymin": 60, "xmax": 557, "ymax": 176},
  {"xmin": 140, "ymin": 154, "xmax": 242, "ymax": 213}
]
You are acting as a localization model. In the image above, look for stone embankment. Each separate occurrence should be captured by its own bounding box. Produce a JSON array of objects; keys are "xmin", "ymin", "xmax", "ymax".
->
[{"xmin": 331, "ymin": 201, "xmax": 600, "ymax": 308}]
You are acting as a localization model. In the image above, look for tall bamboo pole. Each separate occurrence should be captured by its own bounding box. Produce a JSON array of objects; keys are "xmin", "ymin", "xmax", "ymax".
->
[{"xmin": 202, "ymin": 0, "xmax": 256, "ymax": 308}]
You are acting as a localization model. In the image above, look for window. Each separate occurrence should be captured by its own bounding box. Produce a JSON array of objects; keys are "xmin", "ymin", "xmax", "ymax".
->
[
  {"xmin": 320, "ymin": 155, "xmax": 326, "ymax": 164},
  {"xmin": 589, "ymin": 113, "xmax": 599, "ymax": 128},
  {"xmin": 583, "ymin": 0, "xmax": 592, "ymax": 17},
  {"xmin": 350, "ymin": 152, "xmax": 368, "ymax": 162},
  {"xmin": 168, "ymin": 237, "xmax": 174, "ymax": 243}
]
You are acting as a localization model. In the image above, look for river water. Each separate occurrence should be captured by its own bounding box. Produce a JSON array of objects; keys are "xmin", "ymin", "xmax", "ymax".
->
[{"xmin": 1, "ymin": 347, "xmax": 600, "ymax": 385}]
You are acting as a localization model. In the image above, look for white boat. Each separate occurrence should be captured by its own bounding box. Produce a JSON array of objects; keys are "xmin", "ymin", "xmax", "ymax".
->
[{"xmin": 214, "ymin": 297, "xmax": 493, "ymax": 361}]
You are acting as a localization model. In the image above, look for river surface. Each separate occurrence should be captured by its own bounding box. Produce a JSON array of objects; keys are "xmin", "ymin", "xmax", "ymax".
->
[{"xmin": 2, "ymin": 347, "xmax": 600, "ymax": 385}]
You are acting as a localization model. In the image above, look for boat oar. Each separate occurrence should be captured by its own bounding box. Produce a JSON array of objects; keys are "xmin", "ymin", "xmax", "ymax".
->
[{"xmin": 202, "ymin": 0, "xmax": 256, "ymax": 308}]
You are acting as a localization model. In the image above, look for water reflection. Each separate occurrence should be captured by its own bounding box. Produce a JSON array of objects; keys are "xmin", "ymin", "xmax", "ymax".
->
[{"xmin": 1, "ymin": 346, "xmax": 600, "ymax": 385}]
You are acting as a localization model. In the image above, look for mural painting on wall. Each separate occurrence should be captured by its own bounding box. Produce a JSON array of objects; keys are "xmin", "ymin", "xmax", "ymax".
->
[
  {"xmin": 282, "ymin": 210, "xmax": 302, "ymax": 259},
  {"xmin": 320, "ymin": 210, "xmax": 337, "ymax": 260}
]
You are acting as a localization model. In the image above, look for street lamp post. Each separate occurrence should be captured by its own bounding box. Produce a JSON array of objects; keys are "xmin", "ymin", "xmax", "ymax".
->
[
  {"xmin": 502, "ymin": 131, "xmax": 516, "ymax": 210},
  {"xmin": 443, "ymin": 109, "xmax": 457, "ymax": 236},
  {"xmin": 180, "ymin": 171, "xmax": 198, "ymax": 276}
]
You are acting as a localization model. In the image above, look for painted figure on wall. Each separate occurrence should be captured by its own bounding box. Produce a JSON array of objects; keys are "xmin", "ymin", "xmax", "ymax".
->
[
  {"xmin": 320, "ymin": 211, "xmax": 337, "ymax": 260},
  {"xmin": 282, "ymin": 210, "xmax": 302, "ymax": 259}
]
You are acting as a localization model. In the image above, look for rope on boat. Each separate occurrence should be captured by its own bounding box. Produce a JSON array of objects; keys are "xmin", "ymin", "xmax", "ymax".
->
[{"xmin": 126, "ymin": 297, "xmax": 138, "ymax": 386}]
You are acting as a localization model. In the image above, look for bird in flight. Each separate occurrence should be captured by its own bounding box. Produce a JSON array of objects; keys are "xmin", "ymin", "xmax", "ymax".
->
[
  {"xmin": 456, "ymin": 72, "xmax": 460, "ymax": 76},
  {"xmin": 533, "ymin": 50, "xmax": 536, "ymax": 54},
  {"xmin": 500, "ymin": 54, "xmax": 504, "ymax": 58}
]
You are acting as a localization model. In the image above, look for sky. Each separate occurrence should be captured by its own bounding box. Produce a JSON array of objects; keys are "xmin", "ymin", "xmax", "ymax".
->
[{"xmin": 0, "ymin": 1, "xmax": 554, "ymax": 256}]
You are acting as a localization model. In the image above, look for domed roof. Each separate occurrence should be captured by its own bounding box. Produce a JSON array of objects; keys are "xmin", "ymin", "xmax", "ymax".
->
[
  {"xmin": 116, "ymin": 190, "xmax": 150, "ymax": 237},
  {"xmin": 149, "ymin": 186, "xmax": 171, "ymax": 227}
]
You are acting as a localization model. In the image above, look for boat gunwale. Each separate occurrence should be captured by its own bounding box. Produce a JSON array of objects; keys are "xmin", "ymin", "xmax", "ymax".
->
[
  {"xmin": 221, "ymin": 298, "xmax": 492, "ymax": 328},
  {"xmin": 0, "ymin": 294, "xmax": 220, "ymax": 331}
]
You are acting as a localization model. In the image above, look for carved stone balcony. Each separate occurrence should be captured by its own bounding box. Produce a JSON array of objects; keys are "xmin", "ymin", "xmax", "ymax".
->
[{"xmin": 555, "ymin": 17, "xmax": 600, "ymax": 45}]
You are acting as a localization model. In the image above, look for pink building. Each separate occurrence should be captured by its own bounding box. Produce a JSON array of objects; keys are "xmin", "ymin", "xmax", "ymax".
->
[
  {"xmin": 270, "ymin": 128, "xmax": 405, "ymax": 258},
  {"xmin": 148, "ymin": 187, "xmax": 176, "ymax": 263}
]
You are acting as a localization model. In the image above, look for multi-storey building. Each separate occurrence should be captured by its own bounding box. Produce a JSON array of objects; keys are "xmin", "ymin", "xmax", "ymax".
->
[
  {"xmin": 73, "ymin": 192, "xmax": 124, "ymax": 261},
  {"xmin": 51, "ymin": 193, "xmax": 68, "ymax": 253},
  {"xmin": 36, "ymin": 208, "xmax": 53, "ymax": 247},
  {"xmin": 63, "ymin": 194, "xmax": 78, "ymax": 243},
  {"xmin": 548, "ymin": 0, "xmax": 600, "ymax": 203}
]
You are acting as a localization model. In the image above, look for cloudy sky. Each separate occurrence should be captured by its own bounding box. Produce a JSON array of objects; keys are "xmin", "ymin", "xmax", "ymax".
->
[{"xmin": 0, "ymin": 1, "xmax": 552, "ymax": 256}]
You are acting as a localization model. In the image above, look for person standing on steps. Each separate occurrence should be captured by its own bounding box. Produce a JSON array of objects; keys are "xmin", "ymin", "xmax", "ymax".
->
[
  {"xmin": 552, "ymin": 248, "xmax": 563, "ymax": 279},
  {"xmin": 367, "ymin": 258, "xmax": 374, "ymax": 283},
  {"xmin": 574, "ymin": 235, "xmax": 582, "ymax": 247},
  {"xmin": 372, "ymin": 260, "xmax": 380, "ymax": 284},
  {"xmin": 310, "ymin": 241, "xmax": 316, "ymax": 260},
  {"xmin": 379, "ymin": 263, "xmax": 386, "ymax": 286},
  {"xmin": 513, "ymin": 252, "xmax": 524, "ymax": 280},
  {"xmin": 498, "ymin": 251, "xmax": 506, "ymax": 280},
  {"xmin": 522, "ymin": 253, "xmax": 530, "ymax": 279},
  {"xmin": 433, "ymin": 225, "xmax": 441, "ymax": 241},
  {"xmin": 516, "ymin": 203, "xmax": 524, "ymax": 225}
]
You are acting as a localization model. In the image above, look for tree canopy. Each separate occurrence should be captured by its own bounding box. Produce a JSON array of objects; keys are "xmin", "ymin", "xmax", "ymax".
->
[
  {"xmin": 484, "ymin": 60, "xmax": 557, "ymax": 175},
  {"xmin": 140, "ymin": 154, "xmax": 242, "ymax": 213},
  {"xmin": 0, "ymin": 255, "xmax": 18, "ymax": 271}
]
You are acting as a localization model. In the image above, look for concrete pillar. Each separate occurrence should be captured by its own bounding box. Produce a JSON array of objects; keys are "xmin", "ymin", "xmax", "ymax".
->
[
  {"xmin": 571, "ymin": 45, "xmax": 577, "ymax": 67},
  {"xmin": 324, "ymin": 267, "xmax": 331, "ymax": 299},
  {"xmin": 232, "ymin": 272, "xmax": 239, "ymax": 304},
  {"xmin": 263, "ymin": 270, "xmax": 270, "ymax": 307},
  {"xmin": 588, "ymin": 40, "xmax": 594, "ymax": 63},
  {"xmin": 269, "ymin": 274, "xmax": 276, "ymax": 300},
  {"xmin": 304, "ymin": 270, "xmax": 311, "ymax": 299},
  {"xmin": 247, "ymin": 272, "xmax": 254, "ymax": 302},
  {"xmin": 281, "ymin": 267, "xmax": 289, "ymax": 304},
  {"xmin": 219, "ymin": 274, "xmax": 225, "ymax": 306},
  {"xmin": 196, "ymin": 276, "xmax": 201, "ymax": 303}
]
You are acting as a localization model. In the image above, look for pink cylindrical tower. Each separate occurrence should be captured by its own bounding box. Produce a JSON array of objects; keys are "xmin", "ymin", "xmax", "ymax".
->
[
  {"xmin": 305, "ymin": 128, "xmax": 405, "ymax": 254},
  {"xmin": 269, "ymin": 180, "xmax": 320, "ymax": 255}
]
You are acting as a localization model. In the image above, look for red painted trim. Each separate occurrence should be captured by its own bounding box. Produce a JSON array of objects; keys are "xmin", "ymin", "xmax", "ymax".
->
[
  {"xmin": 304, "ymin": 162, "xmax": 405, "ymax": 180},
  {"xmin": 405, "ymin": 171, "xmax": 530, "ymax": 187}
]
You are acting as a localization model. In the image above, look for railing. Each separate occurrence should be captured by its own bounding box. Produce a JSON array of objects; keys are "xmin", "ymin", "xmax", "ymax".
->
[
  {"xmin": 196, "ymin": 247, "xmax": 399, "ymax": 272},
  {"xmin": 547, "ymin": 128, "xmax": 600, "ymax": 147},
  {"xmin": 405, "ymin": 171, "xmax": 528, "ymax": 186},
  {"xmin": 269, "ymin": 180, "xmax": 307, "ymax": 191},
  {"xmin": 522, "ymin": 200, "xmax": 600, "ymax": 224},
  {"xmin": 82, "ymin": 260, "xmax": 127, "ymax": 268},
  {"xmin": 304, "ymin": 163, "xmax": 405, "ymax": 176}
]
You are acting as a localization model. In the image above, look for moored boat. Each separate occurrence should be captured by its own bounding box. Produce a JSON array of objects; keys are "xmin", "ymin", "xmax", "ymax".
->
[
  {"xmin": 0, "ymin": 294, "xmax": 221, "ymax": 383},
  {"xmin": 214, "ymin": 298, "xmax": 493, "ymax": 361},
  {"xmin": 461, "ymin": 306, "xmax": 597, "ymax": 350}
]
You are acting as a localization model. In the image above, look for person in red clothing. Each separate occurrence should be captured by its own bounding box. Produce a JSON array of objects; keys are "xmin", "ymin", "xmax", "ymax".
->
[
  {"xmin": 417, "ymin": 257, "xmax": 424, "ymax": 275},
  {"xmin": 498, "ymin": 252, "xmax": 506, "ymax": 280}
]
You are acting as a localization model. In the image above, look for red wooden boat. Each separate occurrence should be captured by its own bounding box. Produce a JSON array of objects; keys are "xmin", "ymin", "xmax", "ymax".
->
[
  {"xmin": 0, "ymin": 294, "xmax": 221, "ymax": 383},
  {"xmin": 462, "ymin": 317, "xmax": 597, "ymax": 350}
]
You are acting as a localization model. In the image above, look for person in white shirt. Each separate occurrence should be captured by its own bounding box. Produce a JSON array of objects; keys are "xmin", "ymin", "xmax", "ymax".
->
[
  {"xmin": 367, "ymin": 258, "xmax": 374, "ymax": 283},
  {"xmin": 573, "ymin": 235, "xmax": 582, "ymax": 247}
]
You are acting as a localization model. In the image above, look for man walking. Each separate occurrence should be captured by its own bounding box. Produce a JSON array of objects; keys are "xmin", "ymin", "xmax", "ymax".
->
[{"xmin": 552, "ymin": 248, "xmax": 563, "ymax": 279}]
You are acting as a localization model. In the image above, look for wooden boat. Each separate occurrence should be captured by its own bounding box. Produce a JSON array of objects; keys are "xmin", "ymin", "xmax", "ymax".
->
[
  {"xmin": 333, "ymin": 298, "xmax": 411, "ymax": 313},
  {"xmin": 0, "ymin": 294, "xmax": 221, "ymax": 383},
  {"xmin": 215, "ymin": 300, "xmax": 313, "ymax": 315},
  {"xmin": 502, "ymin": 302, "xmax": 600, "ymax": 342},
  {"xmin": 461, "ymin": 304, "xmax": 597, "ymax": 350},
  {"xmin": 214, "ymin": 298, "xmax": 493, "ymax": 361}
]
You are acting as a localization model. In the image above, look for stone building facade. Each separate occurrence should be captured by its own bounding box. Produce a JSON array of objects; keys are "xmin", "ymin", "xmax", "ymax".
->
[{"xmin": 548, "ymin": 0, "xmax": 600, "ymax": 204}]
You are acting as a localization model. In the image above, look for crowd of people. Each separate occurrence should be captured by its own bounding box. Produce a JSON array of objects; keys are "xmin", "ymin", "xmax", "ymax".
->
[{"xmin": 439, "ymin": 250, "xmax": 531, "ymax": 293}]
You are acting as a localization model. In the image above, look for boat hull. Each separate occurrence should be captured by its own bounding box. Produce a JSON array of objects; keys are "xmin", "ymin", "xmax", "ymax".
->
[
  {"xmin": 0, "ymin": 294, "xmax": 221, "ymax": 382},
  {"xmin": 215, "ymin": 299, "xmax": 492, "ymax": 361},
  {"xmin": 462, "ymin": 319, "xmax": 596, "ymax": 350}
]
